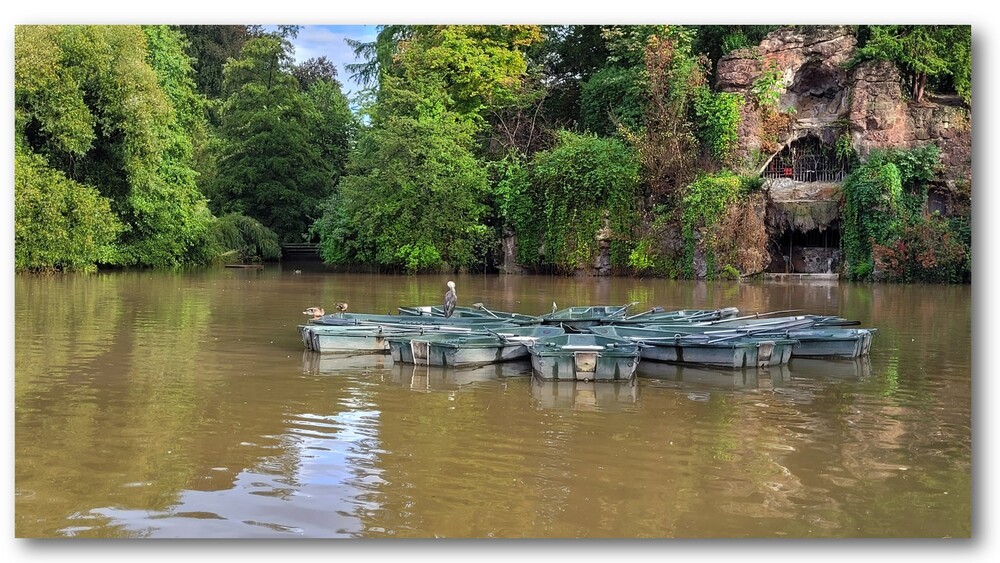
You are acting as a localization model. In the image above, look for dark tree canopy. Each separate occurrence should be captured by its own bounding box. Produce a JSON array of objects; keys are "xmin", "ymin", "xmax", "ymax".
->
[
  {"xmin": 292, "ymin": 56, "xmax": 340, "ymax": 89},
  {"xmin": 209, "ymin": 36, "xmax": 352, "ymax": 243},
  {"xmin": 177, "ymin": 25, "xmax": 251, "ymax": 99}
]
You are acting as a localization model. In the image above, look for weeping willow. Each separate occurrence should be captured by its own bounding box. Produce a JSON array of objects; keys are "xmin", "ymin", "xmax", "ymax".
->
[{"xmin": 209, "ymin": 213, "xmax": 282, "ymax": 262}]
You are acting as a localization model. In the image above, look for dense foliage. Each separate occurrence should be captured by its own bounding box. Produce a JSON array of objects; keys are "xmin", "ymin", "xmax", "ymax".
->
[
  {"xmin": 312, "ymin": 25, "xmax": 541, "ymax": 272},
  {"xmin": 522, "ymin": 131, "xmax": 641, "ymax": 273},
  {"xmin": 852, "ymin": 25, "xmax": 972, "ymax": 104},
  {"xmin": 315, "ymin": 110, "xmax": 490, "ymax": 272},
  {"xmin": 14, "ymin": 24, "xmax": 972, "ymax": 282},
  {"xmin": 208, "ymin": 35, "xmax": 354, "ymax": 243},
  {"xmin": 15, "ymin": 25, "xmax": 215, "ymax": 269},
  {"xmin": 579, "ymin": 66, "xmax": 647, "ymax": 136},
  {"xmin": 841, "ymin": 145, "xmax": 968, "ymax": 282},
  {"xmin": 680, "ymin": 172, "xmax": 763, "ymax": 279},
  {"xmin": 14, "ymin": 148, "xmax": 122, "ymax": 272}
]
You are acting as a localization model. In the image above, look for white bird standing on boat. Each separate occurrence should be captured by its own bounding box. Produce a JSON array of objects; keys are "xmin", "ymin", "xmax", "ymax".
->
[{"xmin": 443, "ymin": 281, "xmax": 457, "ymax": 318}]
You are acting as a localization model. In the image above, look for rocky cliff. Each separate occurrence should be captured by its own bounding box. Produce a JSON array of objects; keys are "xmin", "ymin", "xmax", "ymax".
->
[{"xmin": 717, "ymin": 25, "xmax": 971, "ymax": 199}]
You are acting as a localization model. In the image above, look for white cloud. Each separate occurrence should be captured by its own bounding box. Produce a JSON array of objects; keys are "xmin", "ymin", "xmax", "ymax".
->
[{"xmin": 291, "ymin": 25, "xmax": 379, "ymax": 97}]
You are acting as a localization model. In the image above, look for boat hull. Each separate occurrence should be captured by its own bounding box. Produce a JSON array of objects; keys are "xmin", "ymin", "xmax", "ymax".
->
[
  {"xmin": 787, "ymin": 329, "xmax": 875, "ymax": 358},
  {"xmin": 431, "ymin": 341, "xmax": 529, "ymax": 367},
  {"xmin": 637, "ymin": 338, "xmax": 795, "ymax": 368},
  {"xmin": 387, "ymin": 333, "xmax": 461, "ymax": 364},
  {"xmin": 302, "ymin": 324, "xmax": 504, "ymax": 354},
  {"xmin": 592, "ymin": 324, "xmax": 873, "ymax": 360},
  {"xmin": 311, "ymin": 329, "xmax": 391, "ymax": 353},
  {"xmin": 527, "ymin": 334, "xmax": 641, "ymax": 381},
  {"xmin": 392, "ymin": 326, "xmax": 566, "ymax": 367},
  {"xmin": 590, "ymin": 326, "xmax": 796, "ymax": 368}
]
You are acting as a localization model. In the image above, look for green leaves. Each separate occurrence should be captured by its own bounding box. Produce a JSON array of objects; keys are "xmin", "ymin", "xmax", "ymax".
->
[
  {"xmin": 380, "ymin": 25, "xmax": 542, "ymax": 126},
  {"xmin": 523, "ymin": 131, "xmax": 641, "ymax": 272},
  {"xmin": 14, "ymin": 26, "xmax": 96, "ymax": 156},
  {"xmin": 207, "ymin": 213, "xmax": 281, "ymax": 262},
  {"xmin": 842, "ymin": 150, "xmax": 906, "ymax": 280},
  {"xmin": 15, "ymin": 25, "xmax": 215, "ymax": 270},
  {"xmin": 679, "ymin": 171, "xmax": 758, "ymax": 279},
  {"xmin": 209, "ymin": 35, "xmax": 352, "ymax": 243},
  {"xmin": 853, "ymin": 25, "xmax": 972, "ymax": 103},
  {"xmin": 841, "ymin": 144, "xmax": 967, "ymax": 282},
  {"xmin": 693, "ymin": 89, "xmax": 744, "ymax": 161},
  {"xmin": 15, "ymin": 149, "xmax": 122, "ymax": 272},
  {"xmin": 580, "ymin": 66, "xmax": 647, "ymax": 136},
  {"xmin": 314, "ymin": 113, "xmax": 490, "ymax": 273},
  {"xmin": 309, "ymin": 25, "xmax": 543, "ymax": 273}
]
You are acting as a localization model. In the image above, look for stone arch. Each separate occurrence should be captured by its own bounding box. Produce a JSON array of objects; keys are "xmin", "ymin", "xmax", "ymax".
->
[
  {"xmin": 759, "ymin": 132, "xmax": 848, "ymax": 274},
  {"xmin": 760, "ymin": 132, "xmax": 851, "ymax": 183}
]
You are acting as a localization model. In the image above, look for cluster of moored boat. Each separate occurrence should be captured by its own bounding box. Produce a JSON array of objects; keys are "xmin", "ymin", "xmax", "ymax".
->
[{"xmin": 297, "ymin": 303, "xmax": 876, "ymax": 382}]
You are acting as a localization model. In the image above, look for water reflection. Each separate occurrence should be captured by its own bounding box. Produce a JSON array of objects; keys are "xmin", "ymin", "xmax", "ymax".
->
[
  {"xmin": 14, "ymin": 270, "xmax": 972, "ymax": 538},
  {"xmin": 529, "ymin": 375, "xmax": 639, "ymax": 412},
  {"xmin": 302, "ymin": 350, "xmax": 390, "ymax": 375},
  {"xmin": 788, "ymin": 357, "xmax": 873, "ymax": 380},
  {"xmin": 384, "ymin": 360, "xmax": 533, "ymax": 391},
  {"xmin": 637, "ymin": 362, "xmax": 790, "ymax": 390}
]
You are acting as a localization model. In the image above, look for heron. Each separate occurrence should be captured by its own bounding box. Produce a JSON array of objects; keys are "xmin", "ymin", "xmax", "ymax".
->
[
  {"xmin": 443, "ymin": 281, "xmax": 457, "ymax": 318},
  {"xmin": 303, "ymin": 306, "xmax": 325, "ymax": 319}
]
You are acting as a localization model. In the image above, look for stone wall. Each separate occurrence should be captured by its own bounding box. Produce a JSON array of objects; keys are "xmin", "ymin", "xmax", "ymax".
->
[
  {"xmin": 717, "ymin": 25, "xmax": 972, "ymax": 199},
  {"xmin": 848, "ymin": 60, "xmax": 972, "ymax": 194},
  {"xmin": 717, "ymin": 26, "xmax": 857, "ymax": 162}
]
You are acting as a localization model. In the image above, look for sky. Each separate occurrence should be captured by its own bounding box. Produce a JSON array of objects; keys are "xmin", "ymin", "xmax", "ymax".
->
[{"xmin": 285, "ymin": 25, "xmax": 379, "ymax": 99}]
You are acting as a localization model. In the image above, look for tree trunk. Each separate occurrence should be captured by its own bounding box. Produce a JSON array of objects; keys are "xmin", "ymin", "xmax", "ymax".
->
[{"xmin": 914, "ymin": 72, "xmax": 927, "ymax": 103}]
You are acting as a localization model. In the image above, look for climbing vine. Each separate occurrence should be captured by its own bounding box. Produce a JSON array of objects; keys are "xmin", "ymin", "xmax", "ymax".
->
[
  {"xmin": 841, "ymin": 145, "xmax": 952, "ymax": 281},
  {"xmin": 841, "ymin": 151, "xmax": 905, "ymax": 280},
  {"xmin": 693, "ymin": 89, "xmax": 745, "ymax": 162},
  {"xmin": 750, "ymin": 59, "xmax": 784, "ymax": 112},
  {"xmin": 491, "ymin": 155, "xmax": 540, "ymax": 267},
  {"xmin": 680, "ymin": 171, "xmax": 762, "ymax": 279},
  {"xmin": 518, "ymin": 131, "xmax": 641, "ymax": 273}
]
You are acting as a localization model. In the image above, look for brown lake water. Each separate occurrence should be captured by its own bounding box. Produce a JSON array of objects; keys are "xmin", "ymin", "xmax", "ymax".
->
[{"xmin": 13, "ymin": 266, "xmax": 972, "ymax": 539}]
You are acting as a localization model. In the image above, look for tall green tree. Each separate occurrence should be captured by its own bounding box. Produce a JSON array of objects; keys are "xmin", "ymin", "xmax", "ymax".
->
[
  {"xmin": 292, "ymin": 56, "xmax": 340, "ymax": 89},
  {"xmin": 315, "ymin": 103, "xmax": 490, "ymax": 272},
  {"xmin": 15, "ymin": 24, "xmax": 214, "ymax": 269},
  {"xmin": 344, "ymin": 25, "xmax": 413, "ymax": 90},
  {"xmin": 303, "ymin": 78, "xmax": 356, "ymax": 190},
  {"xmin": 176, "ymin": 25, "xmax": 251, "ymax": 100},
  {"xmin": 527, "ymin": 25, "xmax": 611, "ymax": 128},
  {"xmin": 210, "ymin": 35, "xmax": 350, "ymax": 243},
  {"xmin": 315, "ymin": 25, "xmax": 542, "ymax": 271}
]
